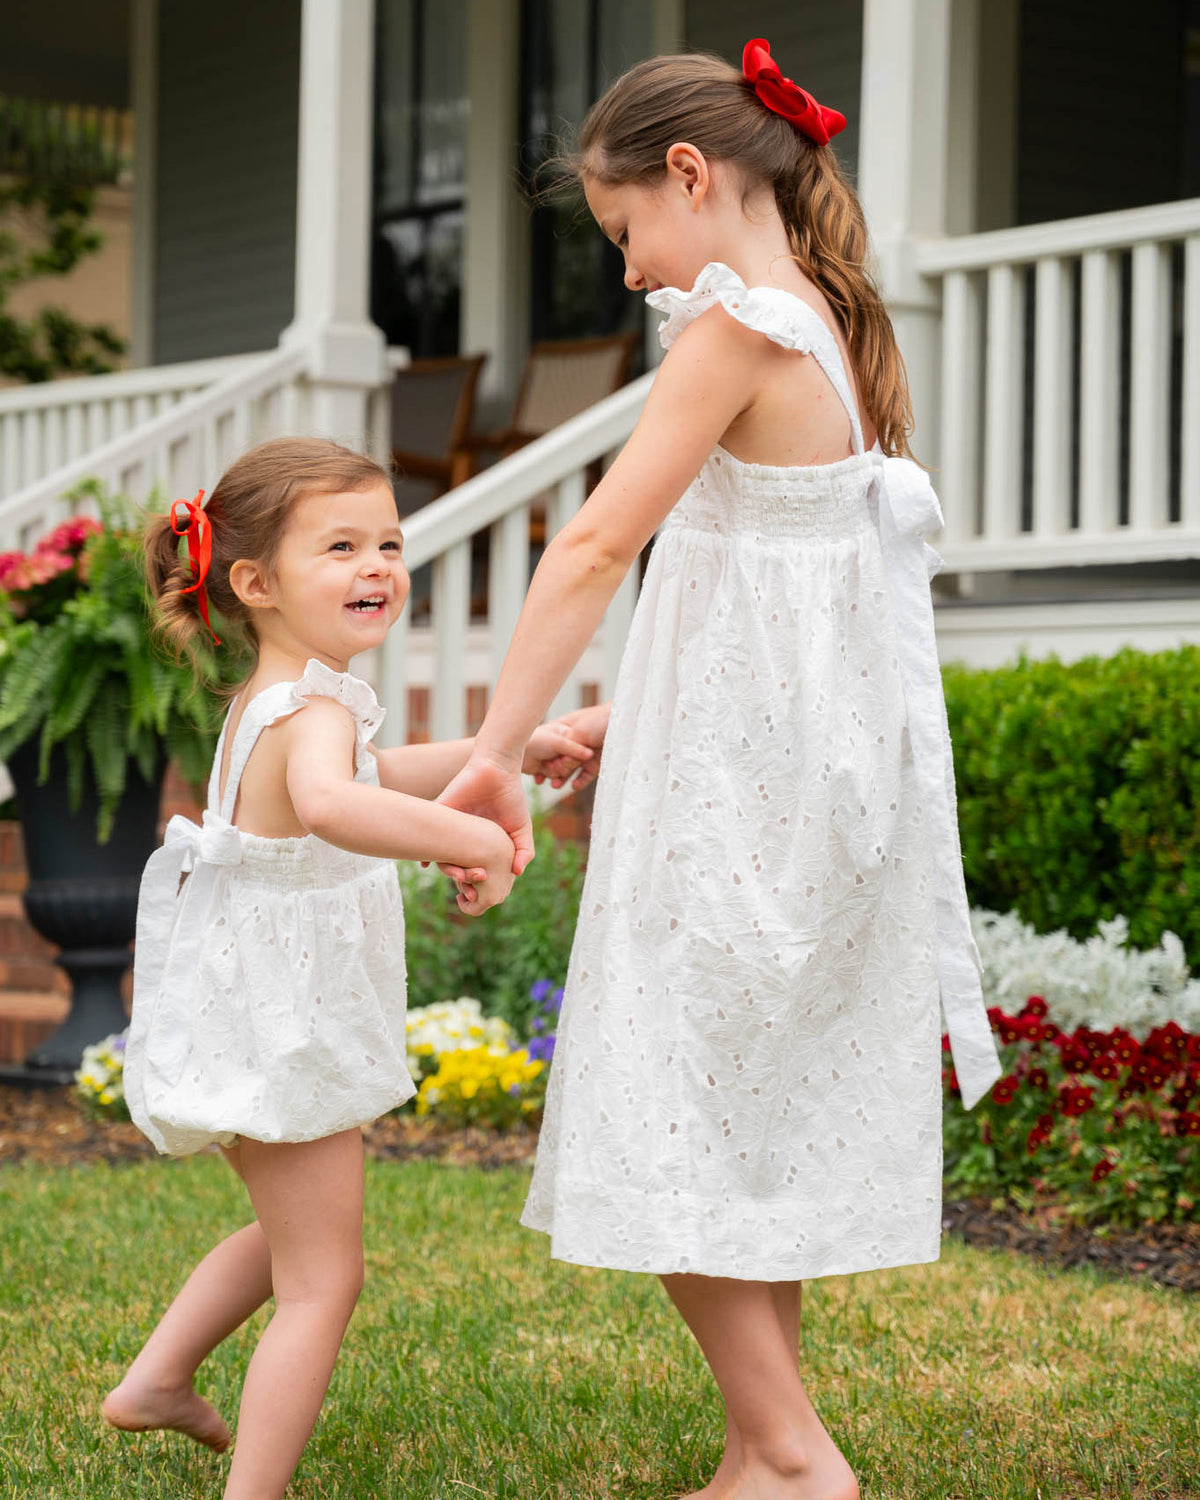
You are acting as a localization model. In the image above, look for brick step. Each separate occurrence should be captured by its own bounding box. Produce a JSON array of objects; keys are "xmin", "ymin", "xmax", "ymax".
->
[
  {"xmin": 0, "ymin": 990, "xmax": 70, "ymax": 1068},
  {"xmin": 0, "ymin": 892, "xmax": 59, "ymax": 963}
]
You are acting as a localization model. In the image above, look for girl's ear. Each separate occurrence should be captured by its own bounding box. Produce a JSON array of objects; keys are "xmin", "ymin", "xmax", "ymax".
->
[
  {"xmin": 229, "ymin": 558, "xmax": 274, "ymax": 611},
  {"xmin": 664, "ymin": 142, "xmax": 709, "ymax": 206}
]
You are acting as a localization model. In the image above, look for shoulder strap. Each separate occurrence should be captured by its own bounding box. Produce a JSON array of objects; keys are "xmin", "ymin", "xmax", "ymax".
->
[
  {"xmin": 786, "ymin": 300, "xmax": 865, "ymax": 456},
  {"xmin": 215, "ymin": 682, "xmax": 300, "ymax": 824}
]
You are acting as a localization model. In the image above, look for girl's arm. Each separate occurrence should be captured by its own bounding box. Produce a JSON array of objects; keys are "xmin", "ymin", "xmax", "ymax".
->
[
  {"xmin": 372, "ymin": 722, "xmax": 595, "ymax": 799},
  {"xmin": 438, "ymin": 310, "xmax": 766, "ymax": 868},
  {"xmin": 281, "ymin": 699, "xmax": 514, "ymax": 913}
]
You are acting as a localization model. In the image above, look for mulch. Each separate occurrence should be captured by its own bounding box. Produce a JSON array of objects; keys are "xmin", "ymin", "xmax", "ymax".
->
[
  {"xmin": 0, "ymin": 1083, "xmax": 537, "ymax": 1173},
  {"xmin": 2, "ymin": 1086, "xmax": 1195, "ymax": 1292}
]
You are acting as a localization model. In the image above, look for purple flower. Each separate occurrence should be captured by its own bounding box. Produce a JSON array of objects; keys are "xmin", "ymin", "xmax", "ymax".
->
[
  {"xmin": 530, "ymin": 980, "xmax": 553, "ymax": 1003},
  {"xmin": 111, "ymin": 1035, "xmax": 127, "ymax": 1053},
  {"xmin": 550, "ymin": 986, "xmax": 564, "ymax": 1012},
  {"xmin": 528, "ymin": 1035, "xmax": 556, "ymax": 1062}
]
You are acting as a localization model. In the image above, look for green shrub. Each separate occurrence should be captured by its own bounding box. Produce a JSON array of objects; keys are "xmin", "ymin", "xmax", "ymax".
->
[
  {"xmin": 398, "ymin": 814, "xmax": 585, "ymax": 1037},
  {"xmin": 944, "ymin": 647, "xmax": 1200, "ymax": 964}
]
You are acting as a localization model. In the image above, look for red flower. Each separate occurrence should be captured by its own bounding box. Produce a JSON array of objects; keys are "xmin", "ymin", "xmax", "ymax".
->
[
  {"xmin": 1090, "ymin": 1057, "xmax": 1120, "ymax": 1082},
  {"xmin": 1059, "ymin": 1041, "xmax": 1091, "ymax": 1074},
  {"xmin": 1177, "ymin": 1112, "xmax": 1200, "ymax": 1137},
  {"xmin": 997, "ymin": 1018, "xmax": 1023, "ymax": 1045},
  {"xmin": 940, "ymin": 1032, "xmax": 950, "ymax": 1053},
  {"xmin": 1060, "ymin": 1084, "xmax": 1096, "ymax": 1117},
  {"xmin": 1027, "ymin": 1067, "xmax": 1050, "ymax": 1090},
  {"xmin": 992, "ymin": 1075, "xmax": 1019, "ymax": 1106},
  {"xmin": 1022, "ymin": 995, "xmax": 1049, "ymax": 1019},
  {"xmin": 1119, "ymin": 1078, "xmax": 1147, "ymax": 1100},
  {"xmin": 1091, "ymin": 1159, "xmax": 1115, "ymax": 1182},
  {"xmin": 1111, "ymin": 1031, "xmax": 1141, "ymax": 1065}
]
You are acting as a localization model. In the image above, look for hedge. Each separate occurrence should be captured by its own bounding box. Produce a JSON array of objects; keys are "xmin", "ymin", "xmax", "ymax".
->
[{"xmin": 944, "ymin": 646, "xmax": 1200, "ymax": 966}]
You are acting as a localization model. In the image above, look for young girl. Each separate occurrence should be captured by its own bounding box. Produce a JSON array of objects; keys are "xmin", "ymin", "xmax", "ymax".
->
[
  {"xmin": 440, "ymin": 42, "xmax": 1001, "ymax": 1500},
  {"xmin": 105, "ymin": 436, "xmax": 593, "ymax": 1500}
]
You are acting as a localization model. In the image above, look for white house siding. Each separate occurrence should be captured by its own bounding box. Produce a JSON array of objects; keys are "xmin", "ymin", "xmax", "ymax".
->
[
  {"xmin": 153, "ymin": 0, "xmax": 301, "ymax": 364},
  {"xmin": 684, "ymin": 0, "xmax": 863, "ymax": 180}
]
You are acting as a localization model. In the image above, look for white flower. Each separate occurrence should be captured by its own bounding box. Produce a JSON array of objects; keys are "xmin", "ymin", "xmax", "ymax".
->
[{"xmin": 971, "ymin": 908, "xmax": 1200, "ymax": 1037}]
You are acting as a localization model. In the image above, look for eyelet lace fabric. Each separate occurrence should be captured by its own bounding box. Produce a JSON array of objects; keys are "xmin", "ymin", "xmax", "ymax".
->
[
  {"xmin": 521, "ymin": 264, "xmax": 998, "ymax": 1281},
  {"xmin": 123, "ymin": 660, "xmax": 413, "ymax": 1157}
]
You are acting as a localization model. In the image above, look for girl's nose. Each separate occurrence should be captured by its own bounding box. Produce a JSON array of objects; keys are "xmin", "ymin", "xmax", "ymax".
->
[{"xmin": 623, "ymin": 260, "xmax": 645, "ymax": 292}]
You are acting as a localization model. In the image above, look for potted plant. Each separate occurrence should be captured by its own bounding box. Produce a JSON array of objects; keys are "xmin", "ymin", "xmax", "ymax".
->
[{"xmin": 0, "ymin": 483, "xmax": 235, "ymax": 1076}]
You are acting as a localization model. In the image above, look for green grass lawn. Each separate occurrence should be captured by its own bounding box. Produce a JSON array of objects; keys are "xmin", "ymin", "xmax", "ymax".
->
[{"xmin": 1, "ymin": 1155, "xmax": 1197, "ymax": 1500}]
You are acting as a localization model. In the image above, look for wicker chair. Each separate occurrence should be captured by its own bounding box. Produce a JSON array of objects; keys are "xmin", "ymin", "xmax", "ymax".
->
[
  {"xmin": 464, "ymin": 332, "xmax": 640, "ymax": 471},
  {"xmin": 390, "ymin": 353, "xmax": 487, "ymax": 516}
]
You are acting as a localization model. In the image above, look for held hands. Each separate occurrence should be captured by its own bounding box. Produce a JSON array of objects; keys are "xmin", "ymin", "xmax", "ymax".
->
[
  {"xmin": 523, "ymin": 702, "xmax": 612, "ymax": 790},
  {"xmin": 451, "ymin": 822, "xmax": 518, "ymax": 917},
  {"xmin": 438, "ymin": 704, "xmax": 612, "ymax": 910}
]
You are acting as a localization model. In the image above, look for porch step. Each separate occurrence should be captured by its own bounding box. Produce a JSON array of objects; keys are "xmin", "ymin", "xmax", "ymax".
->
[{"xmin": 0, "ymin": 990, "xmax": 70, "ymax": 1068}]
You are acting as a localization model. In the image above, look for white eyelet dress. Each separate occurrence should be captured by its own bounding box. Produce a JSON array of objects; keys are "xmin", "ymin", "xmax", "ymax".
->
[
  {"xmin": 124, "ymin": 659, "xmax": 414, "ymax": 1157},
  {"xmin": 521, "ymin": 263, "xmax": 1001, "ymax": 1281}
]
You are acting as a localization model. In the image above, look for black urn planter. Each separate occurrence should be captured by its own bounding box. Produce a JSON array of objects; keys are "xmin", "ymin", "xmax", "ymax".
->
[{"xmin": 7, "ymin": 737, "xmax": 165, "ymax": 1078}]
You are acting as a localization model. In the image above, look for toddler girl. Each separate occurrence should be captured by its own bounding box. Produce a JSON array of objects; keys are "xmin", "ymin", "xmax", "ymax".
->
[
  {"xmin": 104, "ymin": 436, "xmax": 591, "ymax": 1500},
  {"xmin": 441, "ymin": 42, "xmax": 1001, "ymax": 1500}
]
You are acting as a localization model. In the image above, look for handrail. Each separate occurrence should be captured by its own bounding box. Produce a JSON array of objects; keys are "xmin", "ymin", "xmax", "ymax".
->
[
  {"xmin": 400, "ymin": 371, "xmax": 654, "ymax": 569},
  {"xmin": 0, "ymin": 354, "xmax": 261, "ymax": 416},
  {"xmin": 916, "ymin": 197, "xmax": 1200, "ymax": 274},
  {"xmin": 0, "ymin": 345, "xmax": 310, "ymax": 547}
]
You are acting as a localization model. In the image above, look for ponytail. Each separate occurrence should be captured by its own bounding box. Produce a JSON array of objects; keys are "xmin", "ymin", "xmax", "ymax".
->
[{"xmin": 578, "ymin": 51, "xmax": 914, "ymax": 458}]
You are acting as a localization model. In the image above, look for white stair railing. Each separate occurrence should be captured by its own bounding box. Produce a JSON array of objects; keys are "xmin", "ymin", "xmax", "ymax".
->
[
  {"xmin": 0, "ymin": 346, "xmax": 312, "ymax": 550},
  {"xmin": 917, "ymin": 197, "xmax": 1200, "ymax": 571},
  {"xmin": 0, "ymin": 354, "xmax": 263, "ymax": 504},
  {"xmin": 377, "ymin": 370, "xmax": 655, "ymax": 745}
]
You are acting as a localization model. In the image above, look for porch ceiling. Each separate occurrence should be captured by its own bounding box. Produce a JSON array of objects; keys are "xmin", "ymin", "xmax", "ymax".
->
[{"xmin": 0, "ymin": 0, "xmax": 129, "ymax": 107}]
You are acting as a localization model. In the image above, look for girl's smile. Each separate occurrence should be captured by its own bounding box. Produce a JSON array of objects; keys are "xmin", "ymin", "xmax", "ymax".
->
[{"xmin": 245, "ymin": 481, "xmax": 410, "ymax": 671}]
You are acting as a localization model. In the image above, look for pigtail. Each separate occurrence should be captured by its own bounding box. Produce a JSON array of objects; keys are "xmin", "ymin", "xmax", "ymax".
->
[
  {"xmin": 144, "ymin": 509, "xmax": 214, "ymax": 666},
  {"xmin": 782, "ymin": 150, "xmax": 914, "ymax": 460}
]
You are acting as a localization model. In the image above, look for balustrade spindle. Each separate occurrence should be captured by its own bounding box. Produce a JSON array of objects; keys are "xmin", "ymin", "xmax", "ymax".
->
[
  {"xmin": 1183, "ymin": 236, "xmax": 1200, "ymax": 530},
  {"xmin": 488, "ymin": 504, "xmax": 531, "ymax": 688},
  {"xmin": 431, "ymin": 539, "xmax": 471, "ymax": 742},
  {"xmin": 983, "ymin": 263, "xmax": 1025, "ymax": 541},
  {"xmin": 1129, "ymin": 240, "xmax": 1172, "ymax": 532},
  {"xmin": 1032, "ymin": 256, "xmax": 1073, "ymax": 537},
  {"xmin": 1079, "ymin": 249, "xmax": 1121, "ymax": 536},
  {"xmin": 939, "ymin": 270, "xmax": 983, "ymax": 546}
]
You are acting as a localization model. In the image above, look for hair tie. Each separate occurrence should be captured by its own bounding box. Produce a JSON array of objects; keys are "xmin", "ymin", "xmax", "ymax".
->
[
  {"xmin": 170, "ymin": 490, "xmax": 221, "ymax": 644},
  {"xmin": 742, "ymin": 38, "xmax": 846, "ymax": 147}
]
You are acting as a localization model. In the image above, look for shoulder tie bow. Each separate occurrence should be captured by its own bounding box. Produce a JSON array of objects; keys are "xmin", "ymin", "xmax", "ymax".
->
[
  {"xmin": 126, "ymin": 811, "xmax": 244, "ymax": 1096},
  {"xmin": 869, "ymin": 454, "xmax": 1002, "ymax": 1110}
]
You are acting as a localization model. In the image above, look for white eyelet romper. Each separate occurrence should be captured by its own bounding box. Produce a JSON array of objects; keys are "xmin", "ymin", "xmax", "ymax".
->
[
  {"xmin": 521, "ymin": 262, "xmax": 1000, "ymax": 1281},
  {"xmin": 124, "ymin": 659, "xmax": 414, "ymax": 1157}
]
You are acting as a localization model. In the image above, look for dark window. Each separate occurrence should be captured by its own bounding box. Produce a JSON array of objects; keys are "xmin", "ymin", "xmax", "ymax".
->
[
  {"xmin": 520, "ymin": 0, "xmax": 651, "ymax": 343},
  {"xmin": 371, "ymin": 0, "xmax": 468, "ymax": 356}
]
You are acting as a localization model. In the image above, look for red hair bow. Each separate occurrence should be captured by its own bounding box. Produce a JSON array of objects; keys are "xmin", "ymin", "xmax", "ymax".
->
[
  {"xmin": 170, "ymin": 491, "xmax": 221, "ymax": 644},
  {"xmin": 742, "ymin": 38, "xmax": 846, "ymax": 147}
]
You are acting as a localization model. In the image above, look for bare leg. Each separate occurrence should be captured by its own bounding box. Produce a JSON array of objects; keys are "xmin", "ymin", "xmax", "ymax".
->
[
  {"xmin": 103, "ymin": 1143, "xmax": 273, "ymax": 1450},
  {"xmin": 662, "ymin": 1274, "xmax": 857, "ymax": 1500},
  {"xmin": 222, "ymin": 1129, "xmax": 365, "ymax": 1500},
  {"xmin": 678, "ymin": 1282, "xmax": 804, "ymax": 1500}
]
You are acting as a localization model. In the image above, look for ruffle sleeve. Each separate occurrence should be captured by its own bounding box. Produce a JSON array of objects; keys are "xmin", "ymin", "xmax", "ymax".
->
[
  {"xmin": 287, "ymin": 659, "xmax": 386, "ymax": 763},
  {"xmin": 646, "ymin": 262, "xmax": 820, "ymax": 354}
]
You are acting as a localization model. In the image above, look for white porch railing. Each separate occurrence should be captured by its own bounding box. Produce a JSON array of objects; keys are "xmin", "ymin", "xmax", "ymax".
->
[
  {"xmin": 0, "ymin": 347, "xmax": 313, "ymax": 551},
  {"xmin": 376, "ymin": 370, "xmax": 655, "ymax": 745},
  {"xmin": 917, "ymin": 198, "xmax": 1200, "ymax": 571},
  {"xmin": 0, "ymin": 354, "xmax": 263, "ymax": 505}
]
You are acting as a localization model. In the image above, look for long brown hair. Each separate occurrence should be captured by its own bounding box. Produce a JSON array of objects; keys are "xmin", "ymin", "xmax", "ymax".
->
[
  {"xmin": 579, "ymin": 52, "xmax": 913, "ymax": 458},
  {"xmin": 145, "ymin": 437, "xmax": 393, "ymax": 672}
]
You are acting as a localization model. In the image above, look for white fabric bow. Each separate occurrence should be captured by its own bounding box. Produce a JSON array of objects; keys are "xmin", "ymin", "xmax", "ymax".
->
[
  {"xmin": 870, "ymin": 454, "xmax": 1001, "ymax": 1110},
  {"xmin": 130, "ymin": 811, "xmax": 244, "ymax": 1081}
]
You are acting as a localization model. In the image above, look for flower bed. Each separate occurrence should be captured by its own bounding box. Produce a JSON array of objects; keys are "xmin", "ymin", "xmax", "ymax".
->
[{"xmin": 944, "ymin": 998, "xmax": 1200, "ymax": 1226}]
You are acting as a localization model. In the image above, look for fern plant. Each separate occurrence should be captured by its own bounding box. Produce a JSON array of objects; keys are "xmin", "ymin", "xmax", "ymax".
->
[{"xmin": 0, "ymin": 482, "xmax": 243, "ymax": 840}]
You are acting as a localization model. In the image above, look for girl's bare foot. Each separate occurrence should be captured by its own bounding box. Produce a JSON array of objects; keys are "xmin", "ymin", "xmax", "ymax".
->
[
  {"xmin": 721, "ymin": 1443, "xmax": 858, "ymax": 1500},
  {"xmin": 680, "ymin": 1421, "xmax": 742, "ymax": 1499},
  {"xmin": 102, "ymin": 1377, "xmax": 232, "ymax": 1452}
]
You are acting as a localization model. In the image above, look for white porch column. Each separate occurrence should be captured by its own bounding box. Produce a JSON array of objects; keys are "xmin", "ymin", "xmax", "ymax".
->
[
  {"xmin": 281, "ymin": 0, "xmax": 388, "ymax": 444},
  {"xmin": 857, "ymin": 0, "xmax": 955, "ymax": 462},
  {"xmin": 462, "ymin": 0, "xmax": 527, "ymax": 410}
]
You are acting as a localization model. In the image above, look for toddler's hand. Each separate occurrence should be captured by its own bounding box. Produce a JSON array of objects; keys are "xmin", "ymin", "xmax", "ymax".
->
[
  {"xmin": 453, "ymin": 831, "xmax": 517, "ymax": 916},
  {"xmin": 522, "ymin": 722, "xmax": 595, "ymax": 789},
  {"xmin": 525, "ymin": 702, "xmax": 611, "ymax": 790}
]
